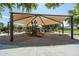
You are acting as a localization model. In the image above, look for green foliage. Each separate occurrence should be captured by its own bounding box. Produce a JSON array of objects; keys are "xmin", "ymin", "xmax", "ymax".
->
[
  {"xmin": 64, "ymin": 29, "xmax": 79, "ymax": 35},
  {"xmin": 32, "ymin": 25, "xmax": 38, "ymax": 34},
  {"xmin": 45, "ymin": 3, "xmax": 63, "ymax": 9},
  {"xmin": 68, "ymin": 9, "xmax": 76, "ymax": 15},
  {"xmin": 17, "ymin": 25, "xmax": 23, "ymax": 29},
  {"xmin": 0, "ymin": 4, "xmax": 4, "ymax": 17},
  {"xmin": 2, "ymin": 3, "xmax": 15, "ymax": 11},
  {"xmin": 0, "ymin": 3, "xmax": 38, "ymax": 16},
  {"xmin": 16, "ymin": 25, "xmax": 23, "ymax": 32},
  {"xmin": 77, "ymin": 26, "xmax": 79, "ymax": 30},
  {"xmin": 1, "ymin": 26, "xmax": 8, "ymax": 33},
  {"xmin": 42, "ymin": 24, "xmax": 61, "ymax": 32},
  {"xmin": 68, "ymin": 4, "xmax": 79, "ymax": 26},
  {"xmin": 0, "ymin": 3, "xmax": 63, "ymax": 15},
  {"xmin": 0, "ymin": 22, "xmax": 4, "ymax": 29},
  {"xmin": 0, "ymin": 22, "xmax": 9, "ymax": 33},
  {"xmin": 16, "ymin": 3, "xmax": 38, "ymax": 12}
]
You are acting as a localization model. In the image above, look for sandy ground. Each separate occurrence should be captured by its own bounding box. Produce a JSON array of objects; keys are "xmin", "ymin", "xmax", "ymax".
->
[{"xmin": 0, "ymin": 32, "xmax": 79, "ymax": 56}]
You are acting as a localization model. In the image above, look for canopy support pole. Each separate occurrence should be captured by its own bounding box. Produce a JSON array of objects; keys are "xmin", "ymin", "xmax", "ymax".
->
[
  {"xmin": 7, "ymin": 22, "xmax": 10, "ymax": 35},
  {"xmin": 10, "ymin": 13, "xmax": 14, "ymax": 42},
  {"xmin": 62, "ymin": 23, "xmax": 64, "ymax": 34},
  {"xmin": 71, "ymin": 16, "xmax": 74, "ymax": 39}
]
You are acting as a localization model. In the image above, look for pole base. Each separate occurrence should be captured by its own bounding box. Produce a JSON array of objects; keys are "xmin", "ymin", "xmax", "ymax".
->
[{"xmin": 10, "ymin": 39, "xmax": 13, "ymax": 42}]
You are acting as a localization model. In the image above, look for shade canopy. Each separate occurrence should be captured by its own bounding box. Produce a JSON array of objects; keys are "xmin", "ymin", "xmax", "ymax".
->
[
  {"xmin": 10, "ymin": 12, "xmax": 74, "ymax": 42},
  {"xmin": 12, "ymin": 12, "xmax": 70, "ymax": 26}
]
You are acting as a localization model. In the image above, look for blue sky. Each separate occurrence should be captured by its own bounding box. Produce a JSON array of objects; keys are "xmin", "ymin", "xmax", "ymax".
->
[{"xmin": 0, "ymin": 3, "xmax": 75, "ymax": 26}]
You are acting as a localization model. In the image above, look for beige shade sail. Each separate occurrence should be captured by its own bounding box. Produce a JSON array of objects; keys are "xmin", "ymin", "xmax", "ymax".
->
[{"xmin": 12, "ymin": 12, "xmax": 70, "ymax": 26}]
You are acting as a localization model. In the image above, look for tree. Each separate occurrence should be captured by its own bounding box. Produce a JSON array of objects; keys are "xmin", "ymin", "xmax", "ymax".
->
[
  {"xmin": 1, "ymin": 26, "xmax": 8, "ymax": 33},
  {"xmin": 0, "ymin": 3, "xmax": 15, "ymax": 17},
  {"xmin": 67, "ymin": 4, "xmax": 79, "ymax": 27},
  {"xmin": 17, "ymin": 25, "xmax": 23, "ymax": 32},
  {"xmin": 16, "ymin": 3, "xmax": 38, "ymax": 12},
  {"xmin": 0, "ymin": 22, "xmax": 4, "ymax": 28},
  {"xmin": 45, "ymin": 3, "xmax": 63, "ymax": 9},
  {"xmin": 0, "ymin": 22, "xmax": 8, "ymax": 32},
  {"xmin": 0, "ymin": 22, "xmax": 4, "ymax": 33},
  {"xmin": 0, "ymin": 3, "xmax": 64, "ymax": 16},
  {"xmin": 0, "ymin": 3, "xmax": 38, "ymax": 16}
]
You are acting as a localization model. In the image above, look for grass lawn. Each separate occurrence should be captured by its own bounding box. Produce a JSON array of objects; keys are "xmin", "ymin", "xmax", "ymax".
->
[{"xmin": 64, "ymin": 29, "xmax": 79, "ymax": 35}]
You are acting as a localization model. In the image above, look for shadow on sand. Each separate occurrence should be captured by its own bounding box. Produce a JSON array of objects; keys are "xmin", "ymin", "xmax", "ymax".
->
[{"xmin": 0, "ymin": 33, "xmax": 79, "ymax": 50}]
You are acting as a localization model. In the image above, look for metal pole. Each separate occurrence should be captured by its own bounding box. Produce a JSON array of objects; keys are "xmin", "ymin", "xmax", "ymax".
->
[
  {"xmin": 7, "ymin": 22, "xmax": 9, "ymax": 35},
  {"xmin": 62, "ymin": 23, "xmax": 64, "ymax": 34},
  {"xmin": 10, "ymin": 13, "xmax": 13, "ymax": 42},
  {"xmin": 71, "ymin": 16, "xmax": 74, "ymax": 39}
]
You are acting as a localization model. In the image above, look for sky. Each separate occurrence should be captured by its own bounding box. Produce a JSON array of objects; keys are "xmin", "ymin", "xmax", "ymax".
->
[{"xmin": 0, "ymin": 3, "xmax": 75, "ymax": 26}]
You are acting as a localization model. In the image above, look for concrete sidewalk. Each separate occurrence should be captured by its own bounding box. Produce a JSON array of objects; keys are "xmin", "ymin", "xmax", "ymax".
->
[{"xmin": 0, "ymin": 44, "xmax": 79, "ymax": 56}]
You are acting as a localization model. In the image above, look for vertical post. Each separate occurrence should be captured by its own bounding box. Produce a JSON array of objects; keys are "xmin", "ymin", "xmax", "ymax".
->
[
  {"xmin": 7, "ymin": 22, "xmax": 9, "ymax": 35},
  {"xmin": 48, "ymin": 25, "xmax": 50, "ymax": 32},
  {"xmin": 62, "ymin": 23, "xmax": 64, "ymax": 34},
  {"xmin": 10, "ymin": 13, "xmax": 13, "ymax": 42},
  {"xmin": 71, "ymin": 16, "xmax": 74, "ymax": 39}
]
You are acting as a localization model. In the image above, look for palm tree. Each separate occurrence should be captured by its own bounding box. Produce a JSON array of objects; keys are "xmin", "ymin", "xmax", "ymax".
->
[
  {"xmin": 45, "ymin": 3, "xmax": 63, "ymax": 9},
  {"xmin": 16, "ymin": 3, "xmax": 38, "ymax": 12},
  {"xmin": 67, "ymin": 4, "xmax": 79, "ymax": 27},
  {"xmin": 0, "ymin": 3, "xmax": 15, "ymax": 17},
  {"xmin": 0, "ymin": 3, "xmax": 38, "ymax": 15},
  {"xmin": 0, "ymin": 3, "xmax": 64, "ymax": 15}
]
